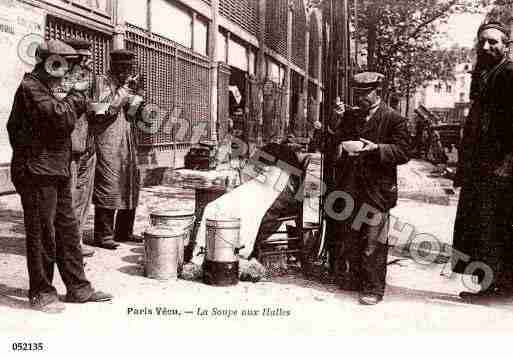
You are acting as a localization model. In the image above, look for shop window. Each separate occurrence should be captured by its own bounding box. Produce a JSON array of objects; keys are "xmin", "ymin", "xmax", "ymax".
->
[
  {"xmin": 125, "ymin": 0, "xmax": 148, "ymax": 29},
  {"xmin": 267, "ymin": 59, "xmax": 281, "ymax": 84},
  {"xmin": 73, "ymin": 0, "xmax": 110, "ymax": 14},
  {"xmin": 217, "ymin": 31, "xmax": 227, "ymax": 62},
  {"xmin": 193, "ymin": 16, "xmax": 208, "ymax": 56},
  {"xmin": 228, "ymin": 37, "xmax": 248, "ymax": 72},
  {"xmin": 152, "ymin": 0, "xmax": 192, "ymax": 48}
]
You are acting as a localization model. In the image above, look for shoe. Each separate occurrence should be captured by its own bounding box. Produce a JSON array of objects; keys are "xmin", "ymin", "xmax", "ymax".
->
[
  {"xmin": 86, "ymin": 239, "xmax": 119, "ymax": 250},
  {"xmin": 358, "ymin": 293, "xmax": 382, "ymax": 305},
  {"xmin": 30, "ymin": 295, "xmax": 65, "ymax": 314},
  {"xmin": 81, "ymin": 246, "xmax": 95, "ymax": 257},
  {"xmin": 65, "ymin": 290, "xmax": 113, "ymax": 303}
]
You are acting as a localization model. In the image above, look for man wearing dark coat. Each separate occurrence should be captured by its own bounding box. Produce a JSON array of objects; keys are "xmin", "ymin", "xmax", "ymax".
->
[
  {"xmin": 318, "ymin": 72, "xmax": 410, "ymax": 305},
  {"xmin": 89, "ymin": 50, "xmax": 145, "ymax": 249},
  {"xmin": 7, "ymin": 40, "xmax": 112, "ymax": 313},
  {"xmin": 452, "ymin": 22, "xmax": 513, "ymax": 299}
]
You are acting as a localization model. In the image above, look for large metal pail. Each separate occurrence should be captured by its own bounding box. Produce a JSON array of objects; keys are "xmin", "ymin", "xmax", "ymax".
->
[
  {"xmin": 150, "ymin": 209, "xmax": 195, "ymax": 267},
  {"xmin": 205, "ymin": 217, "xmax": 241, "ymax": 262},
  {"xmin": 143, "ymin": 227, "xmax": 185, "ymax": 280}
]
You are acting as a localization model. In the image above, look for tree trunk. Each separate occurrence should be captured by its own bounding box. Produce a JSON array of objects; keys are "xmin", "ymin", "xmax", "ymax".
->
[{"xmin": 405, "ymin": 78, "xmax": 411, "ymax": 118}]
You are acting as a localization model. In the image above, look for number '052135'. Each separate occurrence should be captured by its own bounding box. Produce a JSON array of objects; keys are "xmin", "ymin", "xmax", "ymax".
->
[{"xmin": 11, "ymin": 342, "xmax": 44, "ymax": 351}]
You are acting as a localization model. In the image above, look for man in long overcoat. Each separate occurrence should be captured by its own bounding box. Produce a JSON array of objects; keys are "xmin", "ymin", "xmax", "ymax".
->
[
  {"xmin": 89, "ymin": 50, "xmax": 144, "ymax": 249},
  {"xmin": 452, "ymin": 22, "xmax": 513, "ymax": 299},
  {"xmin": 320, "ymin": 72, "xmax": 410, "ymax": 305}
]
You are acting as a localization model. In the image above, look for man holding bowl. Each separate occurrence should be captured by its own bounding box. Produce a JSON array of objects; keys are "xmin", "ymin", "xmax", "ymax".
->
[{"xmin": 315, "ymin": 72, "xmax": 410, "ymax": 305}]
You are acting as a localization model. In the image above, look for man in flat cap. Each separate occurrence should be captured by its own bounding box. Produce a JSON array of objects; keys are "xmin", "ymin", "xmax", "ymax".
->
[
  {"xmin": 452, "ymin": 21, "xmax": 513, "ymax": 301},
  {"xmin": 62, "ymin": 38, "xmax": 96, "ymax": 258},
  {"xmin": 7, "ymin": 39, "xmax": 112, "ymax": 313},
  {"xmin": 89, "ymin": 49, "xmax": 145, "ymax": 249},
  {"xmin": 318, "ymin": 71, "xmax": 410, "ymax": 305}
]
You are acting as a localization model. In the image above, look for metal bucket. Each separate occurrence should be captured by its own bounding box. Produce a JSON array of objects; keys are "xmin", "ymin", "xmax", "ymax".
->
[
  {"xmin": 150, "ymin": 209, "xmax": 195, "ymax": 267},
  {"xmin": 143, "ymin": 227, "xmax": 185, "ymax": 280},
  {"xmin": 203, "ymin": 217, "xmax": 242, "ymax": 287},
  {"xmin": 205, "ymin": 217, "xmax": 241, "ymax": 263}
]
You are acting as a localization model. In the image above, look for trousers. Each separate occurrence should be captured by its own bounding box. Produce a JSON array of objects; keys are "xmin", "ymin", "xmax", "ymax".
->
[
  {"xmin": 328, "ymin": 208, "xmax": 390, "ymax": 297},
  {"xmin": 94, "ymin": 207, "xmax": 136, "ymax": 242},
  {"xmin": 70, "ymin": 153, "xmax": 96, "ymax": 243},
  {"xmin": 13, "ymin": 171, "xmax": 93, "ymax": 301}
]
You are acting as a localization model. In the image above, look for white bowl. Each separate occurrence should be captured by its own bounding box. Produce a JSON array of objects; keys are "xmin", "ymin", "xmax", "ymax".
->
[
  {"xmin": 90, "ymin": 102, "xmax": 110, "ymax": 115},
  {"xmin": 341, "ymin": 140, "xmax": 364, "ymax": 153}
]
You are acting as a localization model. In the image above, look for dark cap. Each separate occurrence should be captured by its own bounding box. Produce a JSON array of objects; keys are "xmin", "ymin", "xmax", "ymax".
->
[
  {"xmin": 62, "ymin": 38, "xmax": 92, "ymax": 56},
  {"xmin": 352, "ymin": 71, "xmax": 385, "ymax": 91},
  {"xmin": 35, "ymin": 39, "xmax": 78, "ymax": 60},
  {"xmin": 477, "ymin": 21, "xmax": 509, "ymax": 38},
  {"xmin": 110, "ymin": 49, "xmax": 135, "ymax": 64}
]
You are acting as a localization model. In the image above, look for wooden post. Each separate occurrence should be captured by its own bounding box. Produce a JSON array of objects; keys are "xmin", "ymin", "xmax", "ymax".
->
[
  {"xmin": 209, "ymin": 0, "xmax": 219, "ymax": 143},
  {"xmin": 257, "ymin": 0, "xmax": 267, "ymax": 144},
  {"xmin": 283, "ymin": 0, "xmax": 294, "ymax": 137},
  {"xmin": 303, "ymin": 19, "xmax": 310, "ymax": 137},
  {"xmin": 113, "ymin": 0, "xmax": 126, "ymax": 50}
]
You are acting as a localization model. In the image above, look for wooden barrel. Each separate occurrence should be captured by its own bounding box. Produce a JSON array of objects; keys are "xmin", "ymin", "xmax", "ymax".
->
[{"xmin": 143, "ymin": 227, "xmax": 185, "ymax": 280}]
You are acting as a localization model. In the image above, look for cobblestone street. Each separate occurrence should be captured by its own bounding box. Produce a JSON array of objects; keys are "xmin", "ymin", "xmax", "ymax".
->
[{"xmin": 1, "ymin": 160, "xmax": 513, "ymax": 337}]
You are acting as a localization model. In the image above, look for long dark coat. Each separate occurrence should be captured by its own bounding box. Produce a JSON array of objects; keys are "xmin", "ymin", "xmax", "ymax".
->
[
  {"xmin": 92, "ymin": 75, "xmax": 143, "ymax": 210},
  {"xmin": 452, "ymin": 59, "xmax": 513, "ymax": 279},
  {"xmin": 329, "ymin": 103, "xmax": 411, "ymax": 213}
]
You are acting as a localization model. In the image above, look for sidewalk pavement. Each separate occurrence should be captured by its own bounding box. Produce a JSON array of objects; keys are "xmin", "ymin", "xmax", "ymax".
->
[{"xmin": 1, "ymin": 160, "xmax": 513, "ymax": 335}]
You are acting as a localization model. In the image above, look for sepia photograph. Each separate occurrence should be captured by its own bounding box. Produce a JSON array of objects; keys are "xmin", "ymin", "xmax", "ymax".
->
[{"xmin": 1, "ymin": 0, "xmax": 513, "ymax": 355}]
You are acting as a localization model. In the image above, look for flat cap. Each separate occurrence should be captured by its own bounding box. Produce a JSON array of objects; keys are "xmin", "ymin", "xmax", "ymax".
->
[
  {"xmin": 352, "ymin": 72, "xmax": 385, "ymax": 91},
  {"xmin": 35, "ymin": 39, "xmax": 78, "ymax": 60},
  {"xmin": 63, "ymin": 38, "xmax": 92, "ymax": 56},
  {"xmin": 477, "ymin": 21, "xmax": 509, "ymax": 38},
  {"xmin": 110, "ymin": 49, "xmax": 135, "ymax": 64}
]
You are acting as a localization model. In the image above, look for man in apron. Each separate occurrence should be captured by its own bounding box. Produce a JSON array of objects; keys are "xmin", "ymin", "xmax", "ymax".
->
[{"xmin": 89, "ymin": 50, "xmax": 144, "ymax": 250}]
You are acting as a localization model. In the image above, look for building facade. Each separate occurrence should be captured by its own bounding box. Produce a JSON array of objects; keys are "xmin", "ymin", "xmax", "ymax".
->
[
  {"xmin": 0, "ymin": 0, "xmax": 325, "ymax": 192},
  {"xmin": 413, "ymin": 62, "xmax": 472, "ymax": 124}
]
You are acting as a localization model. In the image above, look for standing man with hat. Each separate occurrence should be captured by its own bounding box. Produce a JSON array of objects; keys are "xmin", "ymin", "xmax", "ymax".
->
[
  {"xmin": 7, "ymin": 39, "xmax": 112, "ymax": 313},
  {"xmin": 316, "ymin": 72, "xmax": 410, "ymax": 305},
  {"xmin": 89, "ymin": 49, "xmax": 145, "ymax": 249},
  {"xmin": 452, "ymin": 21, "xmax": 513, "ymax": 300},
  {"xmin": 62, "ymin": 38, "xmax": 97, "ymax": 258}
]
